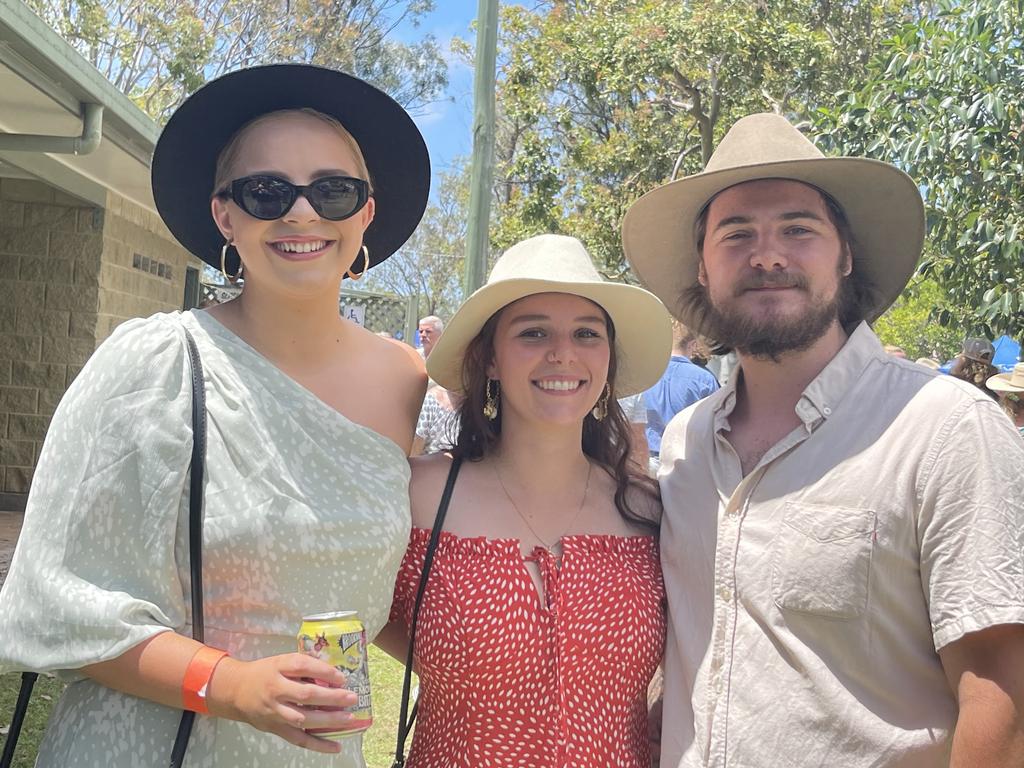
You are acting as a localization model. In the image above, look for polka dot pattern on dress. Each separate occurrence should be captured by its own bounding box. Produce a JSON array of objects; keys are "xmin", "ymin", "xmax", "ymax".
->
[
  {"xmin": 391, "ymin": 528, "xmax": 666, "ymax": 767},
  {"xmin": 0, "ymin": 310, "xmax": 409, "ymax": 767}
]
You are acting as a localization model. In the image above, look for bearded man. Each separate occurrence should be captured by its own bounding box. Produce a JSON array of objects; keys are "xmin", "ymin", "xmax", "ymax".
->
[{"xmin": 623, "ymin": 114, "xmax": 1024, "ymax": 768}]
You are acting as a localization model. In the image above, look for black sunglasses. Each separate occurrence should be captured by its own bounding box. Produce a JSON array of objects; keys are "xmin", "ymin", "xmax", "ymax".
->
[{"xmin": 217, "ymin": 175, "xmax": 370, "ymax": 221}]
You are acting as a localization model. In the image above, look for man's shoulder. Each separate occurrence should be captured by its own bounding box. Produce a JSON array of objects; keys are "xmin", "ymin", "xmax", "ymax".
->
[
  {"xmin": 865, "ymin": 355, "xmax": 997, "ymax": 415},
  {"xmin": 849, "ymin": 356, "xmax": 1017, "ymax": 459}
]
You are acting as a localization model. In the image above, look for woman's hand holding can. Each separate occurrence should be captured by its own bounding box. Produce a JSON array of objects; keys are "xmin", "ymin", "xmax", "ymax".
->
[{"xmin": 206, "ymin": 653, "xmax": 356, "ymax": 753}]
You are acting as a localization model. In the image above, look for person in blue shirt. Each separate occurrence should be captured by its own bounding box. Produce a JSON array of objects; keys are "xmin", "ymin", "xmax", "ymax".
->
[{"xmin": 644, "ymin": 320, "xmax": 720, "ymax": 472}]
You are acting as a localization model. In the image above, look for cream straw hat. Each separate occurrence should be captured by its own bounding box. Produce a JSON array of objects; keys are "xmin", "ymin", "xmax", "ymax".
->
[
  {"xmin": 987, "ymin": 362, "xmax": 1024, "ymax": 394},
  {"xmin": 427, "ymin": 234, "xmax": 672, "ymax": 396},
  {"xmin": 622, "ymin": 113, "xmax": 925, "ymax": 328}
]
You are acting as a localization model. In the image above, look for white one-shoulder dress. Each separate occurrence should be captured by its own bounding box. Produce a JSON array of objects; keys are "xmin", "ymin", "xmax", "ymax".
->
[{"xmin": 0, "ymin": 310, "xmax": 411, "ymax": 767}]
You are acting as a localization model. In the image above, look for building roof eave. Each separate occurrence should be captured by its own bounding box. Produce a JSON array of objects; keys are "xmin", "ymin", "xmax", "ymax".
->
[{"xmin": 0, "ymin": 0, "xmax": 163, "ymax": 211}]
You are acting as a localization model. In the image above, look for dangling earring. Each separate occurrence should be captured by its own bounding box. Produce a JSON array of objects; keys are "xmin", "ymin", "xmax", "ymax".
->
[
  {"xmin": 346, "ymin": 245, "xmax": 369, "ymax": 280},
  {"xmin": 483, "ymin": 379, "xmax": 499, "ymax": 421},
  {"xmin": 591, "ymin": 383, "xmax": 610, "ymax": 421},
  {"xmin": 220, "ymin": 241, "xmax": 242, "ymax": 283}
]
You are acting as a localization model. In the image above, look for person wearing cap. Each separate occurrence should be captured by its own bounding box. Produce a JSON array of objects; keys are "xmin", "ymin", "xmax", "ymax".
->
[
  {"xmin": 950, "ymin": 337, "xmax": 999, "ymax": 399},
  {"xmin": 623, "ymin": 113, "xmax": 1024, "ymax": 767},
  {"xmin": 378, "ymin": 234, "xmax": 672, "ymax": 767},
  {"xmin": 0, "ymin": 66, "xmax": 430, "ymax": 766},
  {"xmin": 987, "ymin": 363, "xmax": 1024, "ymax": 437}
]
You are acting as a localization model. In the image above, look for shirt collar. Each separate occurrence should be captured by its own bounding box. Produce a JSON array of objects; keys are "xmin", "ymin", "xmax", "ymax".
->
[
  {"xmin": 712, "ymin": 322, "xmax": 885, "ymax": 431},
  {"xmin": 713, "ymin": 372, "xmax": 739, "ymax": 432},
  {"xmin": 799, "ymin": 322, "xmax": 885, "ymax": 423}
]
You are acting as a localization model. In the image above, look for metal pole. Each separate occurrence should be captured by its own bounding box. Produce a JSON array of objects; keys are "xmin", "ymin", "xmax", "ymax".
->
[{"xmin": 462, "ymin": 0, "xmax": 499, "ymax": 297}]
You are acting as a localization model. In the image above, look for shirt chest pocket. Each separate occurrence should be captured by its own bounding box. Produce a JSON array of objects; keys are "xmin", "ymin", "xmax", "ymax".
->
[{"xmin": 771, "ymin": 503, "xmax": 876, "ymax": 620}]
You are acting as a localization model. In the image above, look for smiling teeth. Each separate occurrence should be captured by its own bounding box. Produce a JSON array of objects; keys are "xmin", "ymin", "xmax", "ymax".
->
[
  {"xmin": 276, "ymin": 240, "xmax": 327, "ymax": 253},
  {"xmin": 537, "ymin": 380, "xmax": 581, "ymax": 391}
]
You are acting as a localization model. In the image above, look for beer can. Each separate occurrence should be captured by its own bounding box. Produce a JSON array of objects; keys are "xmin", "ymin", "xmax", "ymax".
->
[{"xmin": 297, "ymin": 610, "xmax": 373, "ymax": 738}]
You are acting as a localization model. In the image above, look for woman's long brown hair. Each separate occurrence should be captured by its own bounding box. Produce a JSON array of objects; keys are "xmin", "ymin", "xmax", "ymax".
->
[{"xmin": 451, "ymin": 305, "xmax": 661, "ymax": 531}]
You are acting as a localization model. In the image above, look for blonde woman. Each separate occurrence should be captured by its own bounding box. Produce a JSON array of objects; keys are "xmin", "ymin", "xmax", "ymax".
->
[{"xmin": 0, "ymin": 65, "xmax": 429, "ymax": 766}]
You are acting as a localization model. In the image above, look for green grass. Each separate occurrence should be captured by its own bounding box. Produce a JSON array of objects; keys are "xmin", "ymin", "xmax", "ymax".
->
[
  {"xmin": 363, "ymin": 646, "xmax": 415, "ymax": 768},
  {"xmin": 0, "ymin": 672, "xmax": 62, "ymax": 768},
  {"xmin": 0, "ymin": 648, "xmax": 412, "ymax": 767}
]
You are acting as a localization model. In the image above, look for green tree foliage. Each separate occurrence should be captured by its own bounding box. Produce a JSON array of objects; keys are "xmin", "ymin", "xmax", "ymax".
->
[
  {"xmin": 815, "ymin": 0, "xmax": 1024, "ymax": 337},
  {"xmin": 24, "ymin": 0, "xmax": 447, "ymax": 118},
  {"xmin": 874, "ymin": 278, "xmax": 962, "ymax": 361},
  {"xmin": 364, "ymin": 162, "xmax": 470, "ymax": 320},
  {"xmin": 493, "ymin": 0, "xmax": 919, "ymax": 276}
]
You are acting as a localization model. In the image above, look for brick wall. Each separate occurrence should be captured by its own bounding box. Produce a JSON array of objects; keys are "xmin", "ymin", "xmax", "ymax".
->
[
  {"xmin": 0, "ymin": 178, "xmax": 103, "ymax": 495},
  {"xmin": 1, "ymin": 180, "xmax": 200, "ymax": 497},
  {"xmin": 96, "ymin": 192, "xmax": 199, "ymax": 342}
]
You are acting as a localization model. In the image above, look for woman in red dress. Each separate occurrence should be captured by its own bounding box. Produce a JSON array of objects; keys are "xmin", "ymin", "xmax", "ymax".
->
[{"xmin": 379, "ymin": 234, "xmax": 673, "ymax": 767}]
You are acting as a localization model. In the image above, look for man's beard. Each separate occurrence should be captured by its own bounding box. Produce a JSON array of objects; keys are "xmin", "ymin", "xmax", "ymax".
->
[{"xmin": 695, "ymin": 271, "xmax": 841, "ymax": 361}]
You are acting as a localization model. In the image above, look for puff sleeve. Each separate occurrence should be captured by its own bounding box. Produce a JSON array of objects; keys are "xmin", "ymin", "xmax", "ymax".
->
[{"xmin": 0, "ymin": 314, "xmax": 194, "ymax": 676}]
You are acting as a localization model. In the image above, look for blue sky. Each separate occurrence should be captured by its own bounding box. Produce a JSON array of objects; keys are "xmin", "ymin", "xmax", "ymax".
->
[{"xmin": 394, "ymin": 2, "xmax": 490, "ymax": 190}]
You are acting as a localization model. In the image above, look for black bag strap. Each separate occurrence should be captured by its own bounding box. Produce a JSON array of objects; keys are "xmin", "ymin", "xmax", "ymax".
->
[
  {"xmin": 0, "ymin": 326, "xmax": 208, "ymax": 768},
  {"xmin": 391, "ymin": 454, "xmax": 463, "ymax": 768},
  {"xmin": 0, "ymin": 672, "xmax": 36, "ymax": 768},
  {"xmin": 169, "ymin": 328, "xmax": 207, "ymax": 768}
]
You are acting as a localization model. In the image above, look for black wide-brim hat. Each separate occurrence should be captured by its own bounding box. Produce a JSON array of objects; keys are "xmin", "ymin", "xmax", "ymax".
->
[{"xmin": 152, "ymin": 64, "xmax": 430, "ymax": 271}]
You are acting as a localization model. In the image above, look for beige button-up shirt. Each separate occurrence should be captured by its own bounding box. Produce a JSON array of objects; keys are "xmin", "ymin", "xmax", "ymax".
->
[{"xmin": 659, "ymin": 322, "xmax": 1024, "ymax": 768}]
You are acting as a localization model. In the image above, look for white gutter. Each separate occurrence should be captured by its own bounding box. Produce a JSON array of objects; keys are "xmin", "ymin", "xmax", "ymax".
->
[
  {"xmin": 0, "ymin": 0, "xmax": 162, "ymax": 208},
  {"xmin": 0, "ymin": 102, "xmax": 103, "ymax": 154}
]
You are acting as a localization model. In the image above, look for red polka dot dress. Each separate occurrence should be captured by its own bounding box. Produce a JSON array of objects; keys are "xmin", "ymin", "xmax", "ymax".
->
[{"xmin": 390, "ymin": 527, "xmax": 666, "ymax": 767}]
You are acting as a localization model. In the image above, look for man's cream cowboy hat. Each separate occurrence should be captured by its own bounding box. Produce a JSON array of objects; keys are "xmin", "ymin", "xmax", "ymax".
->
[
  {"xmin": 427, "ymin": 234, "xmax": 672, "ymax": 396},
  {"xmin": 987, "ymin": 362, "xmax": 1024, "ymax": 394},
  {"xmin": 621, "ymin": 113, "xmax": 926, "ymax": 328}
]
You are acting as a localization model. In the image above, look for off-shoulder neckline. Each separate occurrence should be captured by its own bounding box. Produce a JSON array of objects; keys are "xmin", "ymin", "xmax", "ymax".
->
[{"xmin": 408, "ymin": 526, "xmax": 656, "ymax": 557}]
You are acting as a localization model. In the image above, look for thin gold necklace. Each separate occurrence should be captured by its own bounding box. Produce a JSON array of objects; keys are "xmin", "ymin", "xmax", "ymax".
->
[{"xmin": 493, "ymin": 459, "xmax": 593, "ymax": 552}]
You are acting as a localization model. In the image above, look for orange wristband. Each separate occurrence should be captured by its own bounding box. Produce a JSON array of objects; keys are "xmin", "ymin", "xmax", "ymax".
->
[{"xmin": 182, "ymin": 646, "xmax": 229, "ymax": 715}]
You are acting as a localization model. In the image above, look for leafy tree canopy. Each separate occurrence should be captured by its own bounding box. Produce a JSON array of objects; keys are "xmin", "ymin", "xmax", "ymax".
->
[
  {"xmin": 493, "ymin": 0, "xmax": 921, "ymax": 277},
  {"xmin": 363, "ymin": 161, "xmax": 470, "ymax": 321},
  {"xmin": 26, "ymin": 0, "xmax": 447, "ymax": 118},
  {"xmin": 874, "ymin": 278, "xmax": 963, "ymax": 361},
  {"xmin": 815, "ymin": 0, "xmax": 1024, "ymax": 338}
]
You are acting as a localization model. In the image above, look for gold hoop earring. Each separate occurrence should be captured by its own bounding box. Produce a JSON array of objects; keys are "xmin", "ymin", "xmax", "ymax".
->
[
  {"xmin": 483, "ymin": 379, "xmax": 499, "ymax": 421},
  {"xmin": 220, "ymin": 241, "xmax": 242, "ymax": 283},
  {"xmin": 346, "ymin": 245, "xmax": 369, "ymax": 281},
  {"xmin": 591, "ymin": 383, "xmax": 610, "ymax": 422}
]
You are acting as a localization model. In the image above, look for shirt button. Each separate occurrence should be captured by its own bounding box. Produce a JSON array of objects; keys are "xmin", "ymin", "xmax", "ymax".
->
[
  {"xmin": 718, "ymin": 585, "xmax": 732, "ymax": 601},
  {"xmin": 823, "ymin": 406, "xmax": 832, "ymax": 415}
]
